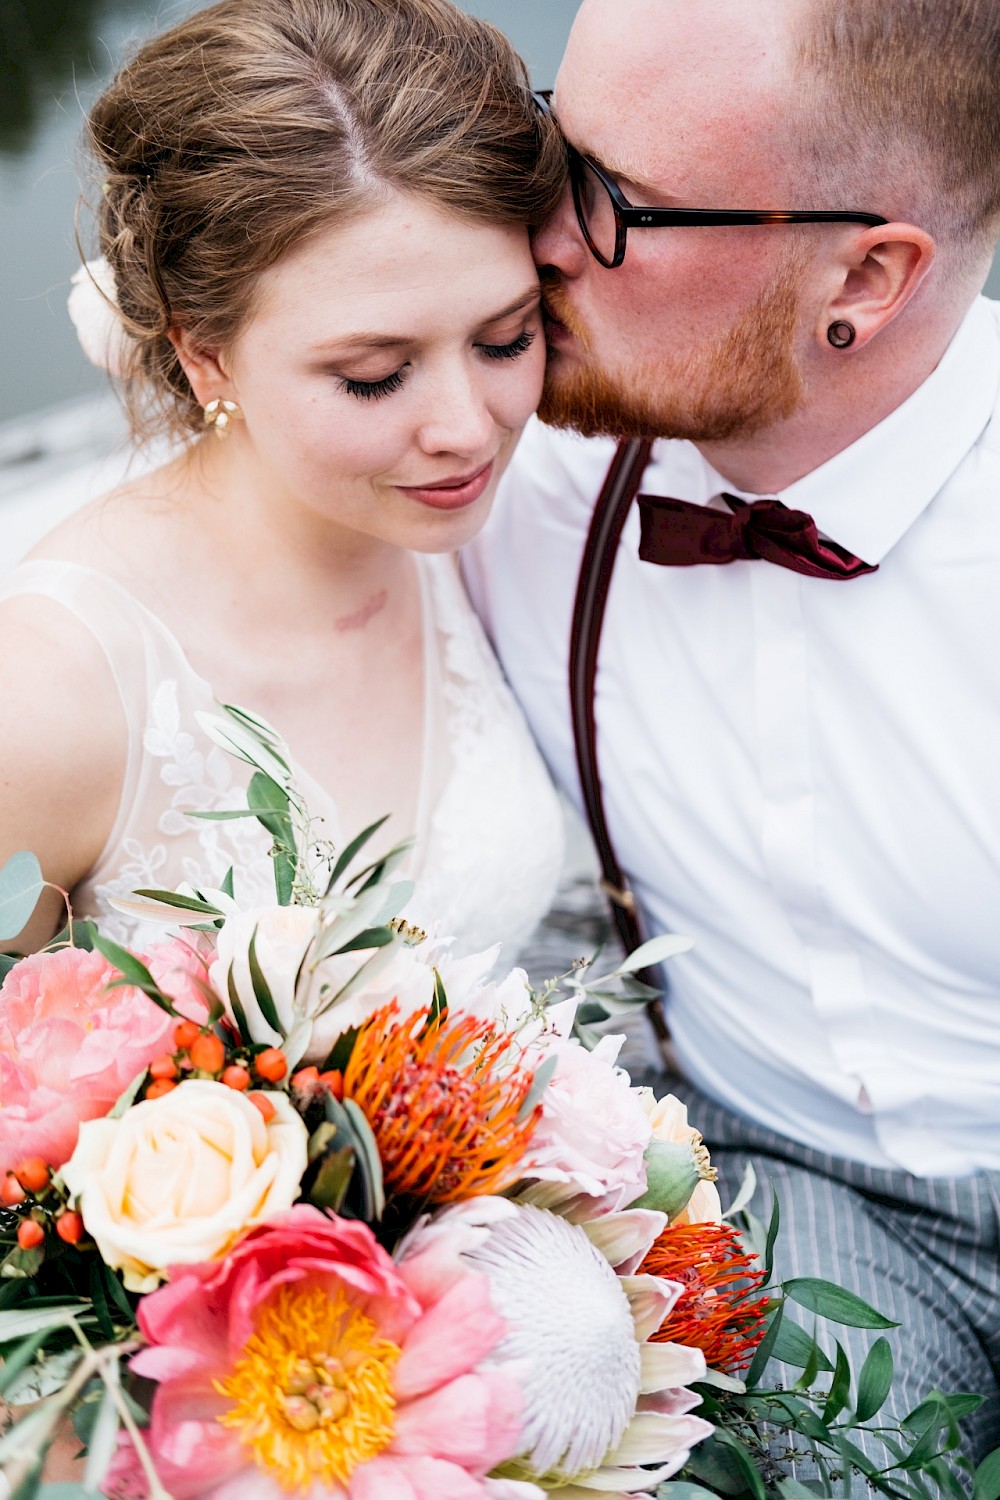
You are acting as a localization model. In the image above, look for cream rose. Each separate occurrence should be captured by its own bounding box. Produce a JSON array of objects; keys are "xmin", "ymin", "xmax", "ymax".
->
[{"xmin": 61, "ymin": 1080, "xmax": 308, "ymax": 1291}]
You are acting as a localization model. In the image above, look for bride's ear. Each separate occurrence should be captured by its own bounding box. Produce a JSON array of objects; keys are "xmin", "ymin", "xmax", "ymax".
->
[{"xmin": 168, "ymin": 326, "xmax": 234, "ymax": 408}]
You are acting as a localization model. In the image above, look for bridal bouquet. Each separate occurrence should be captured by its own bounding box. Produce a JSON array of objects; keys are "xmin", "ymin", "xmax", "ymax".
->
[{"xmin": 0, "ymin": 709, "xmax": 992, "ymax": 1500}]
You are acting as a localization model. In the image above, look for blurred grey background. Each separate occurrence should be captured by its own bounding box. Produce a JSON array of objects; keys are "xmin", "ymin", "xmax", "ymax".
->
[{"xmin": 0, "ymin": 0, "xmax": 583, "ymax": 425}]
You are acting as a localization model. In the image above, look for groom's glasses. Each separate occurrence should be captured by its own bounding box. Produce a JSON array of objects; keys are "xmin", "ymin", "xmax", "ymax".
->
[{"xmin": 534, "ymin": 91, "xmax": 887, "ymax": 270}]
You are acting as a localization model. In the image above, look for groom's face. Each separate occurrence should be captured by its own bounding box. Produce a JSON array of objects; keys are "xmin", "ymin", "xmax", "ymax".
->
[{"xmin": 535, "ymin": 0, "xmax": 812, "ymax": 442}]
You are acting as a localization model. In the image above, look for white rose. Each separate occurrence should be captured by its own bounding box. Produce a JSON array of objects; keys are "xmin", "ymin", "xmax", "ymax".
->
[
  {"xmin": 67, "ymin": 257, "xmax": 130, "ymax": 376},
  {"xmin": 61, "ymin": 1080, "xmax": 307, "ymax": 1291},
  {"xmin": 210, "ymin": 904, "xmax": 437, "ymax": 1063}
]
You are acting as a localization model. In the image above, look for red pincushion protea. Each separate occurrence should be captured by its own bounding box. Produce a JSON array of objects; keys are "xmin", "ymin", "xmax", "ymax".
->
[
  {"xmin": 342, "ymin": 1003, "xmax": 539, "ymax": 1205},
  {"xmin": 640, "ymin": 1221, "xmax": 770, "ymax": 1372}
]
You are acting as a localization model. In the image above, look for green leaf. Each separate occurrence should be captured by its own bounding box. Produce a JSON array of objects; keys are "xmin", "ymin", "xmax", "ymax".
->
[
  {"xmin": 903, "ymin": 1390, "xmax": 984, "ymax": 1434},
  {"xmin": 100, "ymin": 1262, "xmax": 136, "ymax": 1326},
  {"xmin": 973, "ymin": 1448, "xmax": 1000, "ymax": 1500},
  {"xmin": 3, "ymin": 1346, "xmax": 83, "ymax": 1406},
  {"xmin": 89, "ymin": 1260, "xmax": 115, "ymax": 1341},
  {"xmin": 833, "ymin": 1435, "xmax": 879, "ymax": 1479},
  {"xmin": 107, "ymin": 1069, "xmax": 148, "ymax": 1121},
  {"xmin": 821, "ymin": 1340, "xmax": 851, "ymax": 1424},
  {"xmin": 656, "ymin": 1485, "xmax": 722, "ymax": 1500},
  {"xmin": 783, "ymin": 1277, "xmax": 899, "ymax": 1329},
  {"xmin": 0, "ymin": 1327, "xmax": 54, "ymax": 1398},
  {"xmin": 683, "ymin": 1437, "xmax": 752, "ymax": 1496},
  {"xmin": 321, "ymin": 1026, "xmax": 359, "ymax": 1076},
  {"xmin": 335, "ymin": 927, "xmax": 397, "ymax": 954},
  {"xmin": 710, "ymin": 1430, "xmax": 768, "ymax": 1500},
  {"xmin": 793, "ymin": 1318, "xmax": 827, "ymax": 1392},
  {"xmin": 770, "ymin": 1316, "xmax": 834, "ymax": 1373},
  {"xmin": 0, "ymin": 850, "xmax": 45, "ymax": 942},
  {"xmin": 226, "ymin": 963, "xmax": 253, "ymax": 1046},
  {"xmin": 764, "ymin": 1188, "xmax": 781, "ymax": 1278},
  {"xmin": 516, "ymin": 1053, "xmax": 557, "ymax": 1124},
  {"xmin": 854, "ymin": 1336, "xmax": 894, "ymax": 1423},
  {"xmin": 308, "ymin": 1145, "xmax": 356, "ymax": 1213},
  {"xmin": 616, "ymin": 933, "xmax": 694, "ymax": 972},
  {"xmin": 0, "ymin": 953, "xmax": 19, "ymax": 984},
  {"xmin": 132, "ymin": 888, "xmax": 222, "ymax": 915},
  {"xmin": 342, "ymin": 1099, "xmax": 385, "ymax": 1221},
  {"xmin": 0, "ymin": 1303, "xmax": 90, "ymax": 1342},
  {"xmin": 724, "ymin": 1160, "xmax": 758, "ymax": 1220},
  {"xmin": 428, "ymin": 969, "xmax": 448, "ymax": 1027},
  {"xmin": 83, "ymin": 1377, "xmax": 121, "ymax": 1492},
  {"xmin": 745, "ymin": 1302, "xmax": 783, "ymax": 1389},
  {"xmin": 328, "ymin": 816, "xmax": 390, "ymax": 889},
  {"xmin": 89, "ymin": 933, "xmax": 178, "ymax": 1016},
  {"xmin": 778, "ymin": 1482, "xmax": 825, "ymax": 1499},
  {"xmin": 220, "ymin": 866, "xmax": 236, "ymax": 900},
  {"xmin": 247, "ymin": 927, "xmax": 284, "ymax": 1035}
]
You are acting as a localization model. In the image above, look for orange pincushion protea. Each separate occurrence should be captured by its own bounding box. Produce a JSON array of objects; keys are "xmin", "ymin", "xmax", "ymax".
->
[
  {"xmin": 641, "ymin": 1221, "xmax": 770, "ymax": 1372},
  {"xmin": 341, "ymin": 1003, "xmax": 539, "ymax": 1205}
]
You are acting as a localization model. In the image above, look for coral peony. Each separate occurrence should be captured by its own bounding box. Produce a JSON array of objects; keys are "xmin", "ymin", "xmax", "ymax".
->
[
  {"xmin": 0, "ymin": 941, "xmax": 205, "ymax": 1174},
  {"xmin": 108, "ymin": 1206, "xmax": 525, "ymax": 1499}
]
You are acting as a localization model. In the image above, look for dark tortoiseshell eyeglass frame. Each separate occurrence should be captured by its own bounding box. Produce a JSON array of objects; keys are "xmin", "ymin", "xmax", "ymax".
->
[{"xmin": 534, "ymin": 91, "xmax": 888, "ymax": 269}]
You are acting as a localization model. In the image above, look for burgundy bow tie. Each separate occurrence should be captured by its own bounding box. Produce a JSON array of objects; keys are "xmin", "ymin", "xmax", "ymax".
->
[{"xmin": 637, "ymin": 492, "xmax": 878, "ymax": 581}]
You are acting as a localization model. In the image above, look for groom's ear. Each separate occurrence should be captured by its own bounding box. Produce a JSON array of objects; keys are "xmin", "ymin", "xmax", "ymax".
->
[
  {"xmin": 168, "ymin": 325, "xmax": 235, "ymax": 406},
  {"xmin": 814, "ymin": 223, "xmax": 936, "ymax": 351}
]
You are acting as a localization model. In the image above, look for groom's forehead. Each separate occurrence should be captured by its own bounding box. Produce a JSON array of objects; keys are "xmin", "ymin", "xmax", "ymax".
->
[{"xmin": 558, "ymin": 0, "xmax": 801, "ymax": 196}]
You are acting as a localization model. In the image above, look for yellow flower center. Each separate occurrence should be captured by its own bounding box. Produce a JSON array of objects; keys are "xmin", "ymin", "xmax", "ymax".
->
[{"xmin": 216, "ymin": 1282, "xmax": 401, "ymax": 1491}]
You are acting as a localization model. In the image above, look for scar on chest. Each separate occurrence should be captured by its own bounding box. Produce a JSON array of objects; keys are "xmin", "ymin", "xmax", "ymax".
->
[{"xmin": 335, "ymin": 589, "xmax": 389, "ymax": 633}]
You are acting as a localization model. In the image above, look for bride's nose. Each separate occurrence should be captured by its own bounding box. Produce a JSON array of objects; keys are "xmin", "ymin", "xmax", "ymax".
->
[{"xmin": 414, "ymin": 366, "xmax": 496, "ymax": 457}]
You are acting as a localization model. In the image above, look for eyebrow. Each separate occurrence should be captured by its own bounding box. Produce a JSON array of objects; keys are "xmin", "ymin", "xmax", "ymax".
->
[{"xmin": 307, "ymin": 285, "xmax": 542, "ymax": 354}]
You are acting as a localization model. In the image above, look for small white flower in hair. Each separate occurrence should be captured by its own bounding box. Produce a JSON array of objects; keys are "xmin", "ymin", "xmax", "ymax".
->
[{"xmin": 67, "ymin": 256, "xmax": 130, "ymax": 377}]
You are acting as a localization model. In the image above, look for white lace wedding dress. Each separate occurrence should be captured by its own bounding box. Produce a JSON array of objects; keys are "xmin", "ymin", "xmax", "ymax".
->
[{"xmin": 0, "ymin": 555, "xmax": 564, "ymax": 957}]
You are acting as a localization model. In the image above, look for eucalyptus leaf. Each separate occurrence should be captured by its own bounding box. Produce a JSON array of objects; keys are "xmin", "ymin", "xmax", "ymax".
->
[
  {"xmin": 614, "ymin": 932, "xmax": 694, "ymax": 974},
  {"xmin": 328, "ymin": 816, "xmax": 391, "ymax": 889},
  {"xmin": 132, "ymin": 889, "xmax": 222, "ymax": 916},
  {"xmin": 248, "ymin": 927, "xmax": 283, "ymax": 1035},
  {"xmin": 107, "ymin": 1069, "xmax": 149, "ymax": 1121},
  {"xmin": 744, "ymin": 1303, "xmax": 783, "ymax": 1390},
  {"xmin": 709, "ymin": 1431, "xmax": 768, "ymax": 1500},
  {"xmin": 342, "ymin": 1099, "xmax": 385, "ymax": 1220},
  {"xmin": 82, "ymin": 1377, "xmax": 120, "ymax": 1493},
  {"xmin": 656, "ymin": 1485, "xmax": 722, "ymax": 1500},
  {"xmin": 314, "ymin": 933, "xmax": 404, "ymax": 1015},
  {"xmin": 370, "ymin": 879, "xmax": 417, "ymax": 926},
  {"xmin": 516, "ymin": 1053, "xmax": 557, "ymax": 1123},
  {"xmin": 308, "ymin": 1146, "xmax": 356, "ymax": 1213},
  {"xmin": 783, "ymin": 1277, "xmax": 899, "ymax": 1329},
  {"xmin": 194, "ymin": 709, "xmax": 291, "ymax": 783},
  {"xmin": 89, "ymin": 934, "xmax": 177, "ymax": 1016},
  {"xmin": 0, "ymin": 1328, "xmax": 54, "ymax": 1399},
  {"xmin": 764, "ymin": 1188, "xmax": 781, "ymax": 1277},
  {"xmin": 0, "ymin": 850, "xmax": 44, "ymax": 942},
  {"xmin": 0, "ymin": 1304, "xmax": 90, "ymax": 1342},
  {"xmin": 0, "ymin": 953, "xmax": 18, "ymax": 984},
  {"xmin": 723, "ymin": 1160, "xmax": 758, "ymax": 1220}
]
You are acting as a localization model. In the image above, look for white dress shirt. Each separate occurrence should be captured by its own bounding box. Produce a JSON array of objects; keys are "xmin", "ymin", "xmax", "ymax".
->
[{"xmin": 465, "ymin": 295, "xmax": 1000, "ymax": 1177}]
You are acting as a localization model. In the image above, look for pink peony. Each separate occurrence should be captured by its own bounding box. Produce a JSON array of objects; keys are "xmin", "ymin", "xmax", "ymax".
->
[
  {"xmin": 107, "ymin": 1206, "xmax": 526, "ymax": 1500},
  {"xmin": 0, "ymin": 939, "xmax": 208, "ymax": 1174},
  {"xmin": 518, "ymin": 1032, "xmax": 652, "ymax": 1214}
]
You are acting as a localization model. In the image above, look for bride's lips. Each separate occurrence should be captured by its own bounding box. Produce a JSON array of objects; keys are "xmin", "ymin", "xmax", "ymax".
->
[{"xmin": 395, "ymin": 459, "xmax": 495, "ymax": 511}]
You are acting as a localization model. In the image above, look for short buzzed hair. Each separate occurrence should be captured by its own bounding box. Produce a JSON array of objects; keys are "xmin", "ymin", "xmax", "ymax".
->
[{"xmin": 799, "ymin": 0, "xmax": 1000, "ymax": 254}]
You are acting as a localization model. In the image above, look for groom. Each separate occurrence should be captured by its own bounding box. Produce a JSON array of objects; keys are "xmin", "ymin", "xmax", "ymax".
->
[{"xmin": 466, "ymin": 0, "xmax": 1000, "ymax": 1455}]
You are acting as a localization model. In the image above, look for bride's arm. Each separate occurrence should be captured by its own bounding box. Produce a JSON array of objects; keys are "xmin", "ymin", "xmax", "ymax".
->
[{"xmin": 0, "ymin": 596, "xmax": 127, "ymax": 953}]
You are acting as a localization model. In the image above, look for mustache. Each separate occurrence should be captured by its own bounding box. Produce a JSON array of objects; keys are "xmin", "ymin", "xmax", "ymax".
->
[{"xmin": 539, "ymin": 270, "xmax": 593, "ymax": 349}]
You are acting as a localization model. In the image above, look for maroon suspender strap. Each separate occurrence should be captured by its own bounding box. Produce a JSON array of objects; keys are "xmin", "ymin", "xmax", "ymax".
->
[{"xmin": 569, "ymin": 437, "xmax": 672, "ymax": 1046}]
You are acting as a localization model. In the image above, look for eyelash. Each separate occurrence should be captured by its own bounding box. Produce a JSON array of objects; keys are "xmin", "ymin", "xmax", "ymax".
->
[{"xmin": 338, "ymin": 328, "xmax": 537, "ymax": 402}]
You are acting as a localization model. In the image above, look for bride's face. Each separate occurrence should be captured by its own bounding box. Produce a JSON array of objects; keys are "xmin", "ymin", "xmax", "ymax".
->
[{"xmin": 217, "ymin": 191, "xmax": 545, "ymax": 552}]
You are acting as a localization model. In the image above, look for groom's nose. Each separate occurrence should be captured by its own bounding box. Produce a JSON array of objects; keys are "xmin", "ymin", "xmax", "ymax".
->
[{"xmin": 532, "ymin": 184, "xmax": 589, "ymax": 278}]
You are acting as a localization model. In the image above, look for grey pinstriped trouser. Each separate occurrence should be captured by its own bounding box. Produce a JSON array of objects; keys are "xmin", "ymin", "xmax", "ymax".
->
[{"xmin": 635, "ymin": 1072, "xmax": 1000, "ymax": 1461}]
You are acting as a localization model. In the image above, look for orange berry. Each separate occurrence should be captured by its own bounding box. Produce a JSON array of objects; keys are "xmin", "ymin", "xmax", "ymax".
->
[
  {"xmin": 254, "ymin": 1048, "xmax": 288, "ymax": 1083},
  {"xmin": 149, "ymin": 1055, "xmax": 179, "ymax": 1081},
  {"xmin": 146, "ymin": 1078, "xmax": 178, "ymax": 1100},
  {"xmin": 55, "ymin": 1210, "xmax": 84, "ymax": 1246},
  {"xmin": 0, "ymin": 1174, "xmax": 27, "ymax": 1208},
  {"xmin": 221, "ymin": 1064, "xmax": 251, "ymax": 1092},
  {"xmin": 248, "ymin": 1091, "xmax": 276, "ymax": 1123},
  {"xmin": 189, "ymin": 1032, "xmax": 226, "ymax": 1074},
  {"xmin": 319, "ymin": 1069, "xmax": 344, "ymax": 1102},
  {"xmin": 14, "ymin": 1158, "xmax": 50, "ymax": 1195},
  {"xmin": 174, "ymin": 1019, "xmax": 202, "ymax": 1050},
  {"xmin": 291, "ymin": 1066, "xmax": 320, "ymax": 1093},
  {"xmin": 17, "ymin": 1219, "xmax": 45, "ymax": 1251}
]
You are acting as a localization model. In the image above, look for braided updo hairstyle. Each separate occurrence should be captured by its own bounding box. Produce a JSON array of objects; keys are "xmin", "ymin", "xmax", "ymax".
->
[{"xmin": 85, "ymin": 0, "xmax": 566, "ymax": 442}]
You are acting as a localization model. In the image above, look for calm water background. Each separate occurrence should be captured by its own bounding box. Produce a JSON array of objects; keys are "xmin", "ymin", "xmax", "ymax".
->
[
  {"xmin": 0, "ymin": 0, "xmax": 581, "ymax": 423},
  {"xmin": 3, "ymin": 0, "xmax": 999, "ymax": 426}
]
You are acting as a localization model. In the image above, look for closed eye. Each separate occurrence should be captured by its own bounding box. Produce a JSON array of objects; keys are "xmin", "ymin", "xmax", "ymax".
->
[
  {"xmin": 340, "ymin": 367, "xmax": 408, "ymax": 401},
  {"xmin": 478, "ymin": 329, "xmax": 536, "ymax": 361}
]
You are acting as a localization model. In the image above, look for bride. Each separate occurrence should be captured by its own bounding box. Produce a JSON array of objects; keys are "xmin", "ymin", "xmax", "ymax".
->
[{"xmin": 0, "ymin": 0, "xmax": 567, "ymax": 957}]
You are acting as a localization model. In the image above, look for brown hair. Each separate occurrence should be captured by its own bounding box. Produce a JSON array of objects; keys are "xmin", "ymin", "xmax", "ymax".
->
[
  {"xmin": 85, "ymin": 0, "xmax": 565, "ymax": 440},
  {"xmin": 798, "ymin": 0, "xmax": 1000, "ymax": 256}
]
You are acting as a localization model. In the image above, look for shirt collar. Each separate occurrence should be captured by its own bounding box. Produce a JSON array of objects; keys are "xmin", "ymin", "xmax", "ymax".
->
[{"xmin": 701, "ymin": 296, "xmax": 1000, "ymax": 566}]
